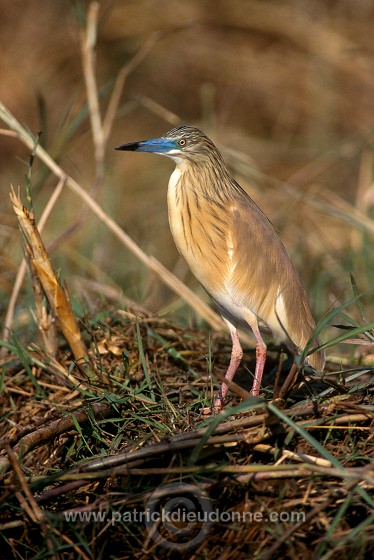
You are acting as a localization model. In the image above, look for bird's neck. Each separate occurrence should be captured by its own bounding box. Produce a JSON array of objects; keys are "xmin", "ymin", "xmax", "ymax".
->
[
  {"xmin": 170, "ymin": 157, "xmax": 233, "ymax": 203},
  {"xmin": 168, "ymin": 164, "xmax": 184, "ymax": 198}
]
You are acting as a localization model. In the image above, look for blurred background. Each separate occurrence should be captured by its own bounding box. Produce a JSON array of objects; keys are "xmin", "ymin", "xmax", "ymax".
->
[{"xmin": 1, "ymin": 0, "xmax": 374, "ymax": 340}]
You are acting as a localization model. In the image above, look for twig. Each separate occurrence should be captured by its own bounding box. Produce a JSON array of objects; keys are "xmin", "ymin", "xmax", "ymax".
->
[
  {"xmin": 279, "ymin": 362, "xmax": 299, "ymax": 398},
  {"xmin": 2, "ymin": 10, "xmax": 185, "ymax": 343},
  {"xmin": 6, "ymin": 445, "xmax": 58, "ymax": 559},
  {"xmin": 80, "ymin": 2, "xmax": 104, "ymax": 178},
  {"xmin": 103, "ymin": 32, "xmax": 163, "ymax": 144},
  {"xmin": 0, "ymin": 401, "xmax": 112, "ymax": 475},
  {"xmin": 0, "ymin": 101, "xmax": 224, "ymax": 332},
  {"xmin": 257, "ymin": 493, "xmax": 336, "ymax": 560}
]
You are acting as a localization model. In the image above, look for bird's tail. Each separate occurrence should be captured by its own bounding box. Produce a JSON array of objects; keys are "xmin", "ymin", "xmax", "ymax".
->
[
  {"xmin": 282, "ymin": 283, "xmax": 326, "ymax": 372},
  {"xmin": 307, "ymin": 342, "xmax": 326, "ymax": 372}
]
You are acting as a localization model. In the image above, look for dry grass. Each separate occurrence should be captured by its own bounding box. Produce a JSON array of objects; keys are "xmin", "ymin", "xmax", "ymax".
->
[
  {"xmin": 1, "ymin": 1, "xmax": 374, "ymax": 558},
  {"xmin": 0, "ymin": 304, "xmax": 373, "ymax": 559}
]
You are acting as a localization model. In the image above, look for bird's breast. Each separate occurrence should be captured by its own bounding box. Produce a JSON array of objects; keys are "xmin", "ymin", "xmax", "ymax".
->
[
  {"xmin": 167, "ymin": 169, "xmax": 251, "ymax": 325},
  {"xmin": 166, "ymin": 170, "xmax": 291, "ymax": 336}
]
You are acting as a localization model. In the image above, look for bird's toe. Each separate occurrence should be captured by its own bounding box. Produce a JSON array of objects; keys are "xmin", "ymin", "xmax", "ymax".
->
[{"xmin": 211, "ymin": 397, "xmax": 224, "ymax": 414}]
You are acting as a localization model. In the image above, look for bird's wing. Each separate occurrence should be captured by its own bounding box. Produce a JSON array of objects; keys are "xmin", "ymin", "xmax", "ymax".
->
[{"xmin": 227, "ymin": 184, "xmax": 317, "ymax": 348}]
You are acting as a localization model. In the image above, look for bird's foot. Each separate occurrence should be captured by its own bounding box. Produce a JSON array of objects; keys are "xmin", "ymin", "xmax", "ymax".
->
[
  {"xmin": 201, "ymin": 406, "xmax": 212, "ymax": 416},
  {"xmin": 200, "ymin": 397, "xmax": 224, "ymax": 416},
  {"xmin": 201, "ymin": 401, "xmax": 222, "ymax": 416},
  {"xmin": 211, "ymin": 396, "xmax": 224, "ymax": 415}
]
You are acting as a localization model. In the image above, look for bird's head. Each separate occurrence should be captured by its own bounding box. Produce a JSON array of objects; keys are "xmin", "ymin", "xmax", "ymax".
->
[{"xmin": 115, "ymin": 126, "xmax": 220, "ymax": 164}]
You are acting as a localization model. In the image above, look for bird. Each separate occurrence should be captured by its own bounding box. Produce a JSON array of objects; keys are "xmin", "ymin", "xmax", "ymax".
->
[{"xmin": 116, "ymin": 125, "xmax": 325, "ymax": 409}]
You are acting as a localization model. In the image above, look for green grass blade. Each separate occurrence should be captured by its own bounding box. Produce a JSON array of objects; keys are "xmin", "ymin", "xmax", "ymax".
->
[
  {"xmin": 189, "ymin": 398, "xmax": 266, "ymax": 465},
  {"xmin": 136, "ymin": 322, "xmax": 155, "ymax": 401},
  {"xmin": 267, "ymin": 402, "xmax": 374, "ymax": 508}
]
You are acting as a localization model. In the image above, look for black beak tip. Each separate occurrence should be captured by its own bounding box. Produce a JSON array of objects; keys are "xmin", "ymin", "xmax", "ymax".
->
[{"xmin": 114, "ymin": 142, "xmax": 139, "ymax": 151}]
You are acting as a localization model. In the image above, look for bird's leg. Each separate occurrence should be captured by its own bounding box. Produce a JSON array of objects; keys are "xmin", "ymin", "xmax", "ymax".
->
[
  {"xmin": 212, "ymin": 324, "xmax": 243, "ymax": 411},
  {"xmin": 250, "ymin": 326, "xmax": 267, "ymax": 397}
]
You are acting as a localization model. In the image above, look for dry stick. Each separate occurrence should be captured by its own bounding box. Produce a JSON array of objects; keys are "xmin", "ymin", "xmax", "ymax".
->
[
  {"xmin": 257, "ymin": 469, "xmax": 370, "ymax": 560},
  {"xmin": 0, "ymin": 102, "xmax": 224, "ymax": 333},
  {"xmin": 279, "ymin": 362, "xmax": 299, "ymax": 399},
  {"xmin": 57, "ymin": 12, "xmax": 193, "ymax": 255},
  {"xmin": 103, "ymin": 32, "xmax": 169, "ymax": 143},
  {"xmin": 81, "ymin": 2, "xmax": 104, "ymax": 179},
  {"xmin": 72, "ymin": 463, "xmax": 368, "ymax": 482},
  {"xmin": 0, "ymin": 16, "xmax": 226, "ymax": 337},
  {"xmin": 49, "ymin": 527, "xmax": 91, "ymax": 560},
  {"xmin": 2, "ymin": 403, "xmax": 369, "ymax": 480},
  {"xmin": 34, "ymin": 468, "xmax": 320, "ymax": 513},
  {"xmin": 136, "ymin": 95, "xmax": 181, "ymax": 126},
  {"xmin": 0, "ymin": 408, "xmax": 266, "ymax": 476},
  {"xmin": 2, "ymin": 411, "xmax": 266, "ymax": 479},
  {"xmin": 73, "ymin": 411, "xmax": 370, "ymax": 474},
  {"xmin": 272, "ymin": 350, "xmax": 284, "ymax": 399},
  {"xmin": 87, "ymin": 3, "xmax": 187, "ymax": 150},
  {"xmin": 35, "ymin": 452, "xmax": 374, "ymax": 507},
  {"xmin": 35, "ymin": 480, "xmax": 102, "ymax": 504},
  {"xmin": 32, "ymin": 423, "xmax": 371, "ymax": 502},
  {"xmin": 253, "ymin": 442, "xmax": 332, "ymax": 468},
  {"xmin": 23, "ymin": 5, "xmax": 108, "ymax": 268},
  {"xmin": 3, "ymin": 7, "xmax": 103, "ymax": 346},
  {"xmin": 16, "ymin": 401, "xmax": 112, "ymax": 456},
  {"xmin": 0, "ymin": 401, "xmax": 112, "ymax": 476},
  {"xmin": 3, "ymin": 9, "xmax": 174, "ymax": 344},
  {"xmin": 0, "ymin": 128, "xmax": 17, "ymax": 137},
  {"xmin": 6, "ymin": 445, "xmax": 58, "ymax": 560},
  {"xmin": 30, "ymin": 352, "xmax": 95, "ymax": 394},
  {"xmin": 40, "ymin": 3, "xmax": 107, "ymax": 263},
  {"xmin": 257, "ymin": 496, "xmax": 335, "ymax": 560},
  {"xmin": 7, "ymin": 444, "xmax": 90, "ymax": 560},
  {"xmin": 34, "ymin": 465, "xmax": 331, "ymax": 486}
]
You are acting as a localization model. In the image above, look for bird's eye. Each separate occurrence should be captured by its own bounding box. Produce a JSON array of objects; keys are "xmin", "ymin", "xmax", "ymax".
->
[{"xmin": 178, "ymin": 138, "xmax": 186, "ymax": 146}]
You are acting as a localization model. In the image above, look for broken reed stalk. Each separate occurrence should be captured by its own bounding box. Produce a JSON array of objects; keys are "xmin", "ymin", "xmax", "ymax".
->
[
  {"xmin": 0, "ymin": 3, "xmax": 242, "ymax": 347},
  {"xmin": 27, "ymin": 249, "xmax": 58, "ymax": 357},
  {"xmin": 10, "ymin": 189, "xmax": 91, "ymax": 375},
  {"xmin": 4, "ymin": 177, "xmax": 66, "ymax": 351},
  {"xmin": 0, "ymin": 102, "xmax": 224, "ymax": 337}
]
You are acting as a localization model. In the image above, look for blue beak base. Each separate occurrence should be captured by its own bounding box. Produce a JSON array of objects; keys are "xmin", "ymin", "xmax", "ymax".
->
[{"xmin": 115, "ymin": 137, "xmax": 176, "ymax": 153}]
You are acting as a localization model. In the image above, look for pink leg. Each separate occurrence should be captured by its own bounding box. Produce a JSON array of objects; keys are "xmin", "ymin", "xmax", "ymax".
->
[
  {"xmin": 213, "ymin": 325, "xmax": 243, "ymax": 410},
  {"xmin": 250, "ymin": 326, "xmax": 267, "ymax": 397}
]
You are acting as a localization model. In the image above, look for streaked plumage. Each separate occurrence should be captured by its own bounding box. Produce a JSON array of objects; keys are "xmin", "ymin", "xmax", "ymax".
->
[{"xmin": 116, "ymin": 126, "xmax": 325, "ymax": 409}]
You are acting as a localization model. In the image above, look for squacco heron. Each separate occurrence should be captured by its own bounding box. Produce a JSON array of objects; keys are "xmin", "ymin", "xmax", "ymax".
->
[{"xmin": 116, "ymin": 126, "xmax": 325, "ymax": 409}]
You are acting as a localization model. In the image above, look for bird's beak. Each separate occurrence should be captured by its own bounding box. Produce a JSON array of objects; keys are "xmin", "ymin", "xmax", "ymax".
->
[{"xmin": 115, "ymin": 137, "xmax": 175, "ymax": 153}]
